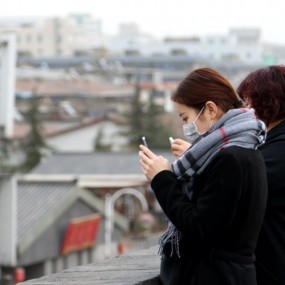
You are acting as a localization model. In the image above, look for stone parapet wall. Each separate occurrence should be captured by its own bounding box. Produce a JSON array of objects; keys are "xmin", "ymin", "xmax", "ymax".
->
[{"xmin": 19, "ymin": 246, "xmax": 160, "ymax": 285}]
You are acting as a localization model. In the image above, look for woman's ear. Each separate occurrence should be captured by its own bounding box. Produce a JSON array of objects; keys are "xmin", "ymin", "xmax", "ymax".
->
[{"xmin": 205, "ymin": 101, "xmax": 219, "ymax": 119}]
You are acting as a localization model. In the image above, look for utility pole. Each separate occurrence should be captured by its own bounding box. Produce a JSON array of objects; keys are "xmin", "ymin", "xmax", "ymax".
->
[{"xmin": 0, "ymin": 34, "xmax": 17, "ymax": 139}]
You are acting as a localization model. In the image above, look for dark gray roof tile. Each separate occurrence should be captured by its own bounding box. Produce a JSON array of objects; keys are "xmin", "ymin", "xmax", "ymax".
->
[
  {"xmin": 17, "ymin": 181, "xmax": 77, "ymax": 240},
  {"xmin": 31, "ymin": 151, "xmax": 174, "ymax": 175}
]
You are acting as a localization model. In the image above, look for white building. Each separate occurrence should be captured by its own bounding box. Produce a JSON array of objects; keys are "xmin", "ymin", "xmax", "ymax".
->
[
  {"xmin": 107, "ymin": 23, "xmax": 158, "ymax": 56},
  {"xmin": 108, "ymin": 27, "xmax": 263, "ymax": 64},
  {"xmin": 0, "ymin": 15, "xmax": 104, "ymax": 57}
]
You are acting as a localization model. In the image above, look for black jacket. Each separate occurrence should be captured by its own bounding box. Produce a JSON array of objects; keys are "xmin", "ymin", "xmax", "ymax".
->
[
  {"xmin": 255, "ymin": 120, "xmax": 285, "ymax": 285},
  {"xmin": 151, "ymin": 146, "xmax": 268, "ymax": 285}
]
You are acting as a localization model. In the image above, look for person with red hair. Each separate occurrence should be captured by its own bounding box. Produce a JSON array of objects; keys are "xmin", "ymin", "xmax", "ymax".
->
[{"xmin": 237, "ymin": 65, "xmax": 285, "ymax": 285}]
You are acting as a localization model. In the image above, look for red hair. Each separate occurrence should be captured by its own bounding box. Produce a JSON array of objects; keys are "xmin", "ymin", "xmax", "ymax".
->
[
  {"xmin": 237, "ymin": 65, "xmax": 285, "ymax": 125},
  {"xmin": 172, "ymin": 67, "xmax": 242, "ymax": 112}
]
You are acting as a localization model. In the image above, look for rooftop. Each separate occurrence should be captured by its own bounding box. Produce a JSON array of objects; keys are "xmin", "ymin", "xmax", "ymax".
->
[
  {"xmin": 31, "ymin": 151, "xmax": 175, "ymax": 175},
  {"xmin": 17, "ymin": 180, "xmax": 77, "ymax": 241}
]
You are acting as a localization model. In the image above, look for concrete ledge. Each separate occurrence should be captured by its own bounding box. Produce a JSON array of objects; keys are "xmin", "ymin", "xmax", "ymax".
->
[{"xmin": 19, "ymin": 246, "xmax": 161, "ymax": 285}]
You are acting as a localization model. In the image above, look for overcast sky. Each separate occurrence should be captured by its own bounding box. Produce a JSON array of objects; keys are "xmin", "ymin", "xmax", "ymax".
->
[{"xmin": 2, "ymin": 0, "xmax": 285, "ymax": 44}]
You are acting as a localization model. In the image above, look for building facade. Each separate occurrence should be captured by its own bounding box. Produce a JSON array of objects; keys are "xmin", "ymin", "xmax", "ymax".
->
[
  {"xmin": 108, "ymin": 28, "xmax": 263, "ymax": 64},
  {"xmin": 0, "ymin": 15, "xmax": 104, "ymax": 57}
]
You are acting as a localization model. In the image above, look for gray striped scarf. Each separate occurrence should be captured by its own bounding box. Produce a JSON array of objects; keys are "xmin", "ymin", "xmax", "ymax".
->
[{"xmin": 158, "ymin": 108, "xmax": 266, "ymax": 258}]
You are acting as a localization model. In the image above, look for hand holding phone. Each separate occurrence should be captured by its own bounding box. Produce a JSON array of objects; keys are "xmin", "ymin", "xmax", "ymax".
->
[{"xmin": 139, "ymin": 139, "xmax": 171, "ymax": 181}]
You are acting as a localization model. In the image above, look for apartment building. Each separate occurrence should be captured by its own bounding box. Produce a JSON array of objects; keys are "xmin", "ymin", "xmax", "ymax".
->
[
  {"xmin": 109, "ymin": 27, "xmax": 263, "ymax": 64},
  {"xmin": 0, "ymin": 14, "xmax": 104, "ymax": 57}
]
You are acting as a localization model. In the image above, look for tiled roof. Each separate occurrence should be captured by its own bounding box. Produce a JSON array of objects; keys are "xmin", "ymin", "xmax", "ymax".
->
[
  {"xmin": 17, "ymin": 181, "xmax": 77, "ymax": 240},
  {"xmin": 31, "ymin": 151, "xmax": 174, "ymax": 175},
  {"xmin": 12, "ymin": 114, "xmax": 126, "ymax": 140},
  {"xmin": 16, "ymin": 79, "xmax": 134, "ymax": 97}
]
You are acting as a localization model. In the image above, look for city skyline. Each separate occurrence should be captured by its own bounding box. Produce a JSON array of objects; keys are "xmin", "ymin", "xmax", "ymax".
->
[{"xmin": 1, "ymin": 0, "xmax": 285, "ymax": 45}]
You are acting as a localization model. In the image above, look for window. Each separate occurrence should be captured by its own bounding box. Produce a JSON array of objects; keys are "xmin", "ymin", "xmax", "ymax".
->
[{"xmin": 170, "ymin": 49, "xmax": 187, "ymax": 55}]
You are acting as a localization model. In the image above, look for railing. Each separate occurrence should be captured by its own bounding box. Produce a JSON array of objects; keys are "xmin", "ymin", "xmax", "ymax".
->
[{"xmin": 18, "ymin": 246, "xmax": 160, "ymax": 285}]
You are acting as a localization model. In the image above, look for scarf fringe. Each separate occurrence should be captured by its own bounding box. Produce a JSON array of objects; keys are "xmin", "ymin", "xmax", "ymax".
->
[{"xmin": 158, "ymin": 223, "xmax": 183, "ymax": 258}]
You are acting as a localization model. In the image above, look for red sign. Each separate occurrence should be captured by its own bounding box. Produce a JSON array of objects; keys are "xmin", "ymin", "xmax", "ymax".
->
[{"xmin": 61, "ymin": 214, "xmax": 101, "ymax": 255}]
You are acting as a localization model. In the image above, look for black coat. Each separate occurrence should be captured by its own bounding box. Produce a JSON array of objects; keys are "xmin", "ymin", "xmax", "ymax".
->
[
  {"xmin": 255, "ymin": 120, "xmax": 285, "ymax": 285},
  {"xmin": 151, "ymin": 146, "xmax": 268, "ymax": 285}
]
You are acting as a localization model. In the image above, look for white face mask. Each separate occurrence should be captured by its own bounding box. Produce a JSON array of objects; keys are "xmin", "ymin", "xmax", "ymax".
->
[{"xmin": 183, "ymin": 107, "xmax": 205, "ymax": 145}]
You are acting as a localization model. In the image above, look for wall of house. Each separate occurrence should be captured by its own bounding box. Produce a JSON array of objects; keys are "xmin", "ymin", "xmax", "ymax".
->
[
  {"xmin": 25, "ymin": 262, "xmax": 45, "ymax": 281},
  {"xmin": 0, "ymin": 176, "xmax": 17, "ymax": 266},
  {"xmin": 47, "ymin": 121, "xmax": 128, "ymax": 152},
  {"xmin": 20, "ymin": 236, "xmax": 122, "ymax": 282}
]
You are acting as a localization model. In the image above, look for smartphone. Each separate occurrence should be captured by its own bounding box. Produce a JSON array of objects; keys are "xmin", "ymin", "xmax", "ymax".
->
[{"xmin": 142, "ymin": 136, "xmax": 148, "ymax": 148}]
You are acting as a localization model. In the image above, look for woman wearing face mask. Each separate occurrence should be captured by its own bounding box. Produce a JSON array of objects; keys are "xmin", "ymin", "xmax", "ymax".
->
[{"xmin": 139, "ymin": 67, "xmax": 268, "ymax": 285}]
